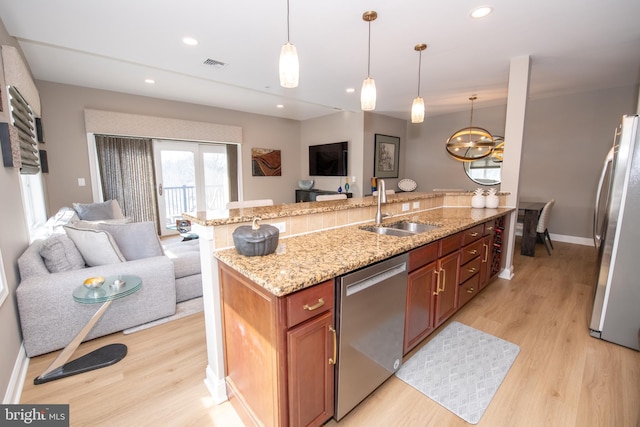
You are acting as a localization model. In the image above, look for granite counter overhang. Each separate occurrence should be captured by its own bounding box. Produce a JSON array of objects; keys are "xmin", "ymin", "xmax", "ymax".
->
[{"xmin": 213, "ymin": 207, "xmax": 513, "ymax": 297}]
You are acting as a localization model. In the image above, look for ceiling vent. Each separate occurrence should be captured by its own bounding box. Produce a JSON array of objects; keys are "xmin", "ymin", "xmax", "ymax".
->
[{"xmin": 202, "ymin": 58, "xmax": 227, "ymax": 69}]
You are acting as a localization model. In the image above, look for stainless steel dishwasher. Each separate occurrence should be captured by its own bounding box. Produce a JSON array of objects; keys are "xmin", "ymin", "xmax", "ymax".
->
[{"xmin": 334, "ymin": 253, "xmax": 408, "ymax": 421}]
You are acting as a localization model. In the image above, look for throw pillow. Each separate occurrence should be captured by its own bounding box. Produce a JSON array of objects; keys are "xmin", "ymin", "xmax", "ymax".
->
[
  {"xmin": 96, "ymin": 221, "xmax": 164, "ymax": 261},
  {"xmin": 73, "ymin": 199, "xmax": 125, "ymax": 221},
  {"xmin": 71, "ymin": 217, "xmax": 132, "ymax": 229},
  {"xmin": 63, "ymin": 225, "xmax": 125, "ymax": 267},
  {"xmin": 39, "ymin": 234, "xmax": 86, "ymax": 273}
]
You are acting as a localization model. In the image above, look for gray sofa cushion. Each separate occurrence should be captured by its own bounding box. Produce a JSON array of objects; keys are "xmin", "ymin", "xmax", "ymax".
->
[
  {"xmin": 96, "ymin": 221, "xmax": 164, "ymax": 261},
  {"xmin": 63, "ymin": 225, "xmax": 126, "ymax": 266},
  {"xmin": 73, "ymin": 199, "xmax": 125, "ymax": 220},
  {"xmin": 18, "ymin": 239, "xmax": 52, "ymax": 280},
  {"xmin": 39, "ymin": 234, "xmax": 85, "ymax": 273},
  {"xmin": 163, "ymin": 240, "xmax": 200, "ymax": 279}
]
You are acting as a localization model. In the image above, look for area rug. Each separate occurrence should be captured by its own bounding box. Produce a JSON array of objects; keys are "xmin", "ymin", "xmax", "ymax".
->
[
  {"xmin": 123, "ymin": 296, "xmax": 203, "ymax": 334},
  {"xmin": 395, "ymin": 321, "xmax": 520, "ymax": 424}
]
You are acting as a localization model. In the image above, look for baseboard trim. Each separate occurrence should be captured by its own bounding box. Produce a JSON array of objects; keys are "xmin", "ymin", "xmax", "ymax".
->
[
  {"xmin": 514, "ymin": 230, "xmax": 594, "ymax": 247},
  {"xmin": 204, "ymin": 365, "xmax": 228, "ymax": 404},
  {"xmin": 3, "ymin": 345, "xmax": 29, "ymax": 404},
  {"xmin": 549, "ymin": 233, "xmax": 593, "ymax": 247}
]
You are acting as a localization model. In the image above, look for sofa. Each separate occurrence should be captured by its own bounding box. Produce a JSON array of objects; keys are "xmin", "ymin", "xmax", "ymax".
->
[{"xmin": 16, "ymin": 201, "xmax": 202, "ymax": 357}]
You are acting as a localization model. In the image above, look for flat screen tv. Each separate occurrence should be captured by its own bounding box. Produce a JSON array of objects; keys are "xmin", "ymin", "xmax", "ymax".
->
[{"xmin": 309, "ymin": 141, "xmax": 348, "ymax": 176}]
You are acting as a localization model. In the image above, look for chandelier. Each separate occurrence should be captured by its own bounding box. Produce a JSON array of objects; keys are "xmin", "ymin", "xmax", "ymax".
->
[{"xmin": 445, "ymin": 96, "xmax": 495, "ymax": 162}]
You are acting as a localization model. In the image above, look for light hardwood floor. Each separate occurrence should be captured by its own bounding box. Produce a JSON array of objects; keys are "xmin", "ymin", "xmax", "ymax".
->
[{"xmin": 20, "ymin": 240, "xmax": 640, "ymax": 426}]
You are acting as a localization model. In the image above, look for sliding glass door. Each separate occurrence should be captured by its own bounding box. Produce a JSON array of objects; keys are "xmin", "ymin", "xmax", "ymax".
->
[{"xmin": 154, "ymin": 140, "xmax": 231, "ymax": 236}]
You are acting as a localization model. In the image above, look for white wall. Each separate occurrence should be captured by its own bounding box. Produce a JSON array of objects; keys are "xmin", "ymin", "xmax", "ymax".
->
[
  {"xmin": 300, "ymin": 111, "xmax": 365, "ymax": 196},
  {"xmin": 36, "ymin": 81, "xmax": 303, "ymax": 209},
  {"xmin": 0, "ymin": 24, "xmax": 33, "ymax": 403},
  {"xmin": 405, "ymin": 85, "xmax": 639, "ymax": 239}
]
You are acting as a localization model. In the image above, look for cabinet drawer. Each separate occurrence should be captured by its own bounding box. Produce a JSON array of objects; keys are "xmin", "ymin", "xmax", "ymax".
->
[
  {"xmin": 461, "ymin": 239, "xmax": 484, "ymax": 265},
  {"xmin": 458, "ymin": 273, "xmax": 480, "ymax": 307},
  {"xmin": 459, "ymin": 256, "xmax": 482, "ymax": 284},
  {"xmin": 439, "ymin": 232, "xmax": 462, "ymax": 257},
  {"xmin": 286, "ymin": 280, "xmax": 334, "ymax": 328},
  {"xmin": 483, "ymin": 221, "xmax": 495, "ymax": 236},
  {"xmin": 461, "ymin": 224, "xmax": 484, "ymax": 245},
  {"xmin": 408, "ymin": 242, "xmax": 438, "ymax": 272}
]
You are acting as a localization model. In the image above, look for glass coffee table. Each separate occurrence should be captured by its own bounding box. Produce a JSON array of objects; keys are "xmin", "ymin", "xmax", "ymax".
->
[{"xmin": 34, "ymin": 275, "xmax": 142, "ymax": 385}]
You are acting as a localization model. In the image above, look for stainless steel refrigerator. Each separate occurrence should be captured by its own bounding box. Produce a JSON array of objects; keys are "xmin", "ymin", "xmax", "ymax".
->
[{"xmin": 590, "ymin": 114, "xmax": 640, "ymax": 351}]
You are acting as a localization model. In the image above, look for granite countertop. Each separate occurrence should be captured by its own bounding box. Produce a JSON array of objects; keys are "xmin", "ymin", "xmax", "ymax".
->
[
  {"xmin": 183, "ymin": 191, "xmax": 469, "ymax": 226},
  {"xmin": 214, "ymin": 207, "xmax": 513, "ymax": 297}
]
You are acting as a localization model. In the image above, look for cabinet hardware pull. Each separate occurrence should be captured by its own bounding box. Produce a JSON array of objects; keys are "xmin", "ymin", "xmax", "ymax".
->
[
  {"xmin": 482, "ymin": 243, "xmax": 489, "ymax": 263},
  {"xmin": 329, "ymin": 326, "xmax": 337, "ymax": 365},
  {"xmin": 468, "ymin": 249, "xmax": 478, "ymax": 255},
  {"xmin": 303, "ymin": 298, "xmax": 325, "ymax": 311},
  {"xmin": 469, "ymin": 232, "xmax": 479, "ymax": 237},
  {"xmin": 486, "ymin": 226, "xmax": 493, "ymax": 231},
  {"xmin": 433, "ymin": 270, "xmax": 441, "ymax": 295},
  {"xmin": 467, "ymin": 267, "xmax": 477, "ymax": 273},
  {"xmin": 467, "ymin": 287, "xmax": 475, "ymax": 294}
]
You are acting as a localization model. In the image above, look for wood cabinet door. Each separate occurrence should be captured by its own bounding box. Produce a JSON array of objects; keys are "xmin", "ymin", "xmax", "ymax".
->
[
  {"xmin": 404, "ymin": 260, "xmax": 437, "ymax": 354},
  {"xmin": 434, "ymin": 250, "xmax": 460, "ymax": 328},
  {"xmin": 287, "ymin": 310, "xmax": 335, "ymax": 427},
  {"xmin": 479, "ymin": 234, "xmax": 493, "ymax": 289}
]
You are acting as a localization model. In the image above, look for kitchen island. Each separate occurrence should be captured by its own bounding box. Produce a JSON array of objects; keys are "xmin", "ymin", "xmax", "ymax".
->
[{"xmin": 184, "ymin": 192, "xmax": 514, "ymax": 426}]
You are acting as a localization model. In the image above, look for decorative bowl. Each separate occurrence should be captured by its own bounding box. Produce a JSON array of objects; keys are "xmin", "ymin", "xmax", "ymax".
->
[
  {"xmin": 83, "ymin": 276, "xmax": 105, "ymax": 289},
  {"xmin": 298, "ymin": 179, "xmax": 314, "ymax": 190},
  {"xmin": 232, "ymin": 218, "xmax": 279, "ymax": 257}
]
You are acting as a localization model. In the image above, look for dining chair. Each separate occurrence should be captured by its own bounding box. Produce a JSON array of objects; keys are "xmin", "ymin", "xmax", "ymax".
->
[
  {"xmin": 536, "ymin": 199, "xmax": 555, "ymax": 255},
  {"xmin": 315, "ymin": 194, "xmax": 347, "ymax": 201},
  {"xmin": 226, "ymin": 199, "xmax": 274, "ymax": 209}
]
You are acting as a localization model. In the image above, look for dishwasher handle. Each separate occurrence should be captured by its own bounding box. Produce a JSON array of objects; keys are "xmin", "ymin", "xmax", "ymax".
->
[{"xmin": 345, "ymin": 262, "xmax": 407, "ymax": 297}]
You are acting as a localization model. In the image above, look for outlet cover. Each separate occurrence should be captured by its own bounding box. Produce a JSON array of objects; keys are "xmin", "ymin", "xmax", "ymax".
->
[{"xmin": 402, "ymin": 203, "xmax": 410, "ymax": 212}]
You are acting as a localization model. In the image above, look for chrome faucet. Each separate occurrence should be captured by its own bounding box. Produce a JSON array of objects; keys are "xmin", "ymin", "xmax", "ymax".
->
[{"xmin": 375, "ymin": 179, "xmax": 390, "ymax": 225}]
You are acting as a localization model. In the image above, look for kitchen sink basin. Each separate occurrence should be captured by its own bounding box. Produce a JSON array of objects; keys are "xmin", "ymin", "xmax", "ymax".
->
[
  {"xmin": 360, "ymin": 221, "xmax": 440, "ymax": 237},
  {"xmin": 389, "ymin": 221, "xmax": 440, "ymax": 234}
]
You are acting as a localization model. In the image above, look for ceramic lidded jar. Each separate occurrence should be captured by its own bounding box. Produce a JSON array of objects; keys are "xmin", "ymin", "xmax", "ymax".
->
[
  {"xmin": 471, "ymin": 188, "xmax": 486, "ymax": 208},
  {"xmin": 232, "ymin": 217, "xmax": 279, "ymax": 256}
]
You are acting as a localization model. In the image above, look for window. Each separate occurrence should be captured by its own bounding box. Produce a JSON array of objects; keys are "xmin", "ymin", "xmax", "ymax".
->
[
  {"xmin": 20, "ymin": 172, "xmax": 48, "ymax": 241},
  {"xmin": 0, "ymin": 247, "xmax": 8, "ymax": 307}
]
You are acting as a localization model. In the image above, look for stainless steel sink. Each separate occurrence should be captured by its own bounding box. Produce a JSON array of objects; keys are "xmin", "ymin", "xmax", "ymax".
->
[
  {"xmin": 389, "ymin": 221, "xmax": 440, "ymax": 234},
  {"xmin": 360, "ymin": 221, "xmax": 440, "ymax": 237}
]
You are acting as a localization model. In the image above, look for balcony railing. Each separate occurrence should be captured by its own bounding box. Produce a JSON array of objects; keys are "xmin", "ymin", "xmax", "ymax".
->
[{"xmin": 164, "ymin": 185, "xmax": 227, "ymax": 225}]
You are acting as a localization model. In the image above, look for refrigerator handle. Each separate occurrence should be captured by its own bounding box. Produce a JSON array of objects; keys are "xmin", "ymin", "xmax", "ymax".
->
[{"xmin": 593, "ymin": 147, "xmax": 614, "ymax": 248}]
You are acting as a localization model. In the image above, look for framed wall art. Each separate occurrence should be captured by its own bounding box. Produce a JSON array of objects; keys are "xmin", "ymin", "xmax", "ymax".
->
[
  {"xmin": 251, "ymin": 148, "xmax": 282, "ymax": 176},
  {"xmin": 374, "ymin": 134, "xmax": 399, "ymax": 178}
]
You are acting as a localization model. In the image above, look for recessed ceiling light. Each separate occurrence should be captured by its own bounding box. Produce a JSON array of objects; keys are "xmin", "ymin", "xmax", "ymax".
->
[
  {"xmin": 470, "ymin": 6, "xmax": 493, "ymax": 19},
  {"xmin": 182, "ymin": 37, "xmax": 198, "ymax": 46},
  {"xmin": 276, "ymin": 104, "xmax": 284, "ymax": 109},
  {"xmin": 346, "ymin": 88, "xmax": 355, "ymax": 93},
  {"xmin": 144, "ymin": 79, "xmax": 155, "ymax": 84}
]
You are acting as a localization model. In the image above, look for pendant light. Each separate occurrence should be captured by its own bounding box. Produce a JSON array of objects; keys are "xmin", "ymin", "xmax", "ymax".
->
[
  {"xmin": 445, "ymin": 96, "xmax": 495, "ymax": 162},
  {"xmin": 361, "ymin": 11, "xmax": 378, "ymax": 111},
  {"xmin": 279, "ymin": 0, "xmax": 299, "ymax": 88},
  {"xmin": 411, "ymin": 43, "xmax": 427, "ymax": 123}
]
